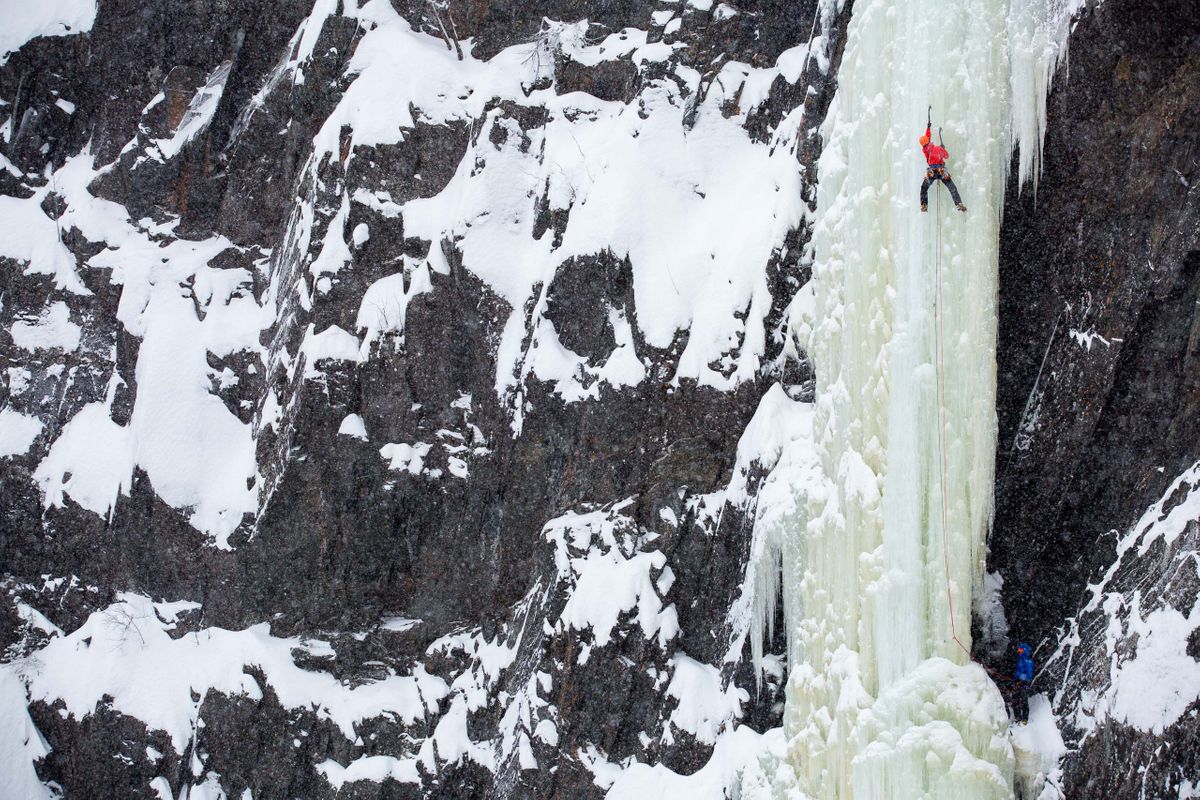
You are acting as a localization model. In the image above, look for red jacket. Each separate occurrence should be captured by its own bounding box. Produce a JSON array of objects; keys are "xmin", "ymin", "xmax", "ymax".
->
[{"xmin": 920, "ymin": 125, "xmax": 949, "ymax": 166}]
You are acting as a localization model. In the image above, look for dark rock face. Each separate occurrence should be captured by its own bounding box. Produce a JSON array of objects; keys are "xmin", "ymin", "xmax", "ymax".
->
[
  {"xmin": 991, "ymin": 1, "xmax": 1199, "ymax": 796},
  {"xmin": 0, "ymin": 1, "xmax": 847, "ymax": 797},
  {"xmin": 21, "ymin": 0, "xmax": 1198, "ymax": 796}
]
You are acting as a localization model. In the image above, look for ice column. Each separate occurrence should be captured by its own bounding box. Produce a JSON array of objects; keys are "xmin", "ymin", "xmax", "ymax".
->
[{"xmin": 767, "ymin": 0, "xmax": 1022, "ymax": 797}]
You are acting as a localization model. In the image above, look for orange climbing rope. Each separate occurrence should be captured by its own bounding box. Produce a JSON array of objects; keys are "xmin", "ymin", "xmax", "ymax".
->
[{"xmin": 933, "ymin": 183, "xmax": 973, "ymax": 663}]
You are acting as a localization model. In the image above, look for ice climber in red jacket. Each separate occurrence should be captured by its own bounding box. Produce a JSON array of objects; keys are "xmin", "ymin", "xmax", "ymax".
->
[{"xmin": 920, "ymin": 124, "xmax": 967, "ymax": 213}]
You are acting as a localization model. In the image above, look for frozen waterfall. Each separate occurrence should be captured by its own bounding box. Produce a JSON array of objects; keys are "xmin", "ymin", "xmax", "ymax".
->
[{"xmin": 742, "ymin": 0, "xmax": 1079, "ymax": 798}]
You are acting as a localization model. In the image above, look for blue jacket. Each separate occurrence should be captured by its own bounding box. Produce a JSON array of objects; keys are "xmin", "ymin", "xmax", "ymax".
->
[{"xmin": 1015, "ymin": 643, "xmax": 1034, "ymax": 683}]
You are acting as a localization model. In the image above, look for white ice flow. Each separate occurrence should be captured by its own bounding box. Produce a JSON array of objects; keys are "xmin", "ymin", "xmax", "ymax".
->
[{"xmin": 743, "ymin": 0, "xmax": 1079, "ymax": 798}]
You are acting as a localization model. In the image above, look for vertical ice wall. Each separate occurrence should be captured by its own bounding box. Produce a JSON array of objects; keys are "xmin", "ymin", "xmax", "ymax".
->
[{"xmin": 742, "ymin": 0, "xmax": 1070, "ymax": 796}]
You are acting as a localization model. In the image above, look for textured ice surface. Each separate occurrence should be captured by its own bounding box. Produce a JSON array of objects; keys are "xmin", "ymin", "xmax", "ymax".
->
[{"xmin": 739, "ymin": 0, "xmax": 1090, "ymax": 795}]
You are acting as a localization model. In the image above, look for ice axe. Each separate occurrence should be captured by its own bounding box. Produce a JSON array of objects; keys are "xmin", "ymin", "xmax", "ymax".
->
[{"xmin": 927, "ymin": 106, "xmax": 945, "ymax": 145}]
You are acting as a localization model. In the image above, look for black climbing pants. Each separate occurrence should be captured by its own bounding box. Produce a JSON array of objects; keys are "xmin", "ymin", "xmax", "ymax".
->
[
  {"xmin": 921, "ymin": 166, "xmax": 963, "ymax": 207},
  {"xmin": 1012, "ymin": 682, "xmax": 1029, "ymax": 723},
  {"xmin": 1001, "ymin": 678, "xmax": 1030, "ymax": 723}
]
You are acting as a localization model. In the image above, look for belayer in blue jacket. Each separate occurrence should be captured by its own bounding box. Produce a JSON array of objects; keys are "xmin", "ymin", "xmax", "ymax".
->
[
  {"xmin": 1015, "ymin": 642, "xmax": 1034, "ymax": 683},
  {"xmin": 1011, "ymin": 642, "xmax": 1034, "ymax": 722}
]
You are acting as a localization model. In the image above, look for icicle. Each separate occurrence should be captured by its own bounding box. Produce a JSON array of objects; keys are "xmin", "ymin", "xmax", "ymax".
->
[
  {"xmin": 1007, "ymin": 0, "xmax": 1084, "ymax": 193},
  {"xmin": 749, "ymin": 515, "xmax": 782, "ymax": 688}
]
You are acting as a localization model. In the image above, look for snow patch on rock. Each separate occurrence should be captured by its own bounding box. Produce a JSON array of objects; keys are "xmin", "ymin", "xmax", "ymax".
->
[
  {"xmin": 12, "ymin": 593, "xmax": 448, "ymax": 754},
  {"xmin": 152, "ymin": 61, "xmax": 232, "ymax": 160},
  {"xmin": 545, "ymin": 506, "xmax": 679, "ymax": 650},
  {"xmin": 0, "ymin": 408, "xmax": 43, "ymax": 459},
  {"xmin": 1046, "ymin": 459, "xmax": 1200, "ymax": 736},
  {"xmin": 665, "ymin": 654, "xmax": 746, "ymax": 745},
  {"xmin": 10, "ymin": 301, "xmax": 82, "ymax": 352},
  {"xmin": 0, "ymin": 0, "xmax": 96, "ymax": 64},
  {"xmin": 337, "ymin": 413, "xmax": 368, "ymax": 439},
  {"xmin": 34, "ymin": 402, "xmax": 132, "ymax": 517}
]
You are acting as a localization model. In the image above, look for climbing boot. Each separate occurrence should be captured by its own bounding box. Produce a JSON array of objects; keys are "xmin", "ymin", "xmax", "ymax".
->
[
  {"xmin": 920, "ymin": 204, "xmax": 927, "ymax": 212},
  {"xmin": 956, "ymin": 203, "xmax": 967, "ymax": 213}
]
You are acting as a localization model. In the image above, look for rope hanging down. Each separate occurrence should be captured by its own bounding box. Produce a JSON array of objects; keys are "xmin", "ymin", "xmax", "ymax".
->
[
  {"xmin": 933, "ymin": 182, "xmax": 972, "ymax": 663},
  {"xmin": 930, "ymin": 146, "xmax": 1010, "ymax": 689}
]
